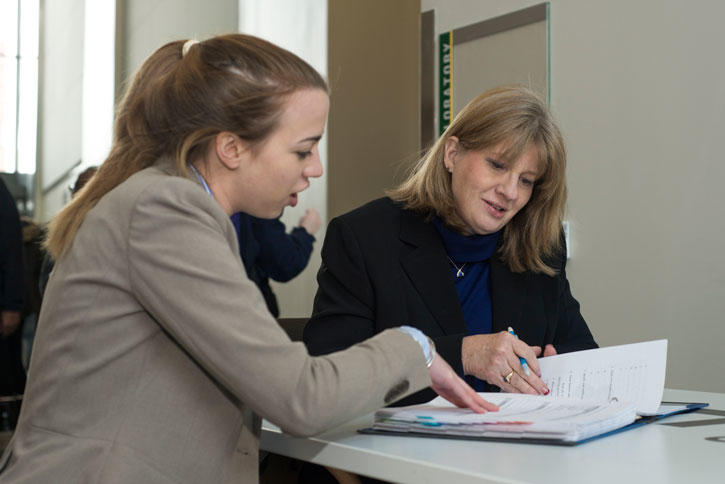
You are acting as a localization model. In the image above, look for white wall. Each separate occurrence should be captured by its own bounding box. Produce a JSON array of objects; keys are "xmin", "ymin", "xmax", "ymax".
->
[
  {"xmin": 238, "ymin": 0, "xmax": 328, "ymax": 318},
  {"xmin": 39, "ymin": 0, "xmax": 115, "ymax": 221},
  {"xmin": 123, "ymin": 0, "xmax": 238, "ymax": 76},
  {"xmin": 81, "ymin": 1, "xmax": 115, "ymax": 176},
  {"xmin": 38, "ymin": 0, "xmax": 85, "ymax": 220},
  {"xmin": 422, "ymin": 0, "xmax": 725, "ymax": 392}
]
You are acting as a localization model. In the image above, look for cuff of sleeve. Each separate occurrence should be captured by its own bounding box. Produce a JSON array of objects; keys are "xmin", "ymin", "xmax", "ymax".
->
[
  {"xmin": 397, "ymin": 326, "xmax": 435, "ymax": 367},
  {"xmin": 292, "ymin": 226, "xmax": 316, "ymax": 243}
]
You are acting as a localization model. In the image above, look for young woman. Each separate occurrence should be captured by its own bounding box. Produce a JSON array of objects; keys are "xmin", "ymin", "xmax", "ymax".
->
[{"xmin": 0, "ymin": 34, "xmax": 494, "ymax": 483}]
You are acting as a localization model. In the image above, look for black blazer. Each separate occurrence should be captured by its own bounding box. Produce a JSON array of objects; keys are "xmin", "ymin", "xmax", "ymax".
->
[{"xmin": 304, "ymin": 198, "xmax": 597, "ymax": 404}]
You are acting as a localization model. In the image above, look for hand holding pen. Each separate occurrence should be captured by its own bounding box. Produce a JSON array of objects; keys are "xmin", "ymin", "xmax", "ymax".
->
[
  {"xmin": 460, "ymin": 331, "xmax": 550, "ymax": 395},
  {"xmin": 506, "ymin": 326, "xmax": 551, "ymax": 395},
  {"xmin": 507, "ymin": 326, "xmax": 531, "ymax": 376}
]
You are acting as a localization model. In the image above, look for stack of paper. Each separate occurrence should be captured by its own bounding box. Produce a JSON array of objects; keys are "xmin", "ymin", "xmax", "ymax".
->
[
  {"xmin": 367, "ymin": 340, "xmax": 696, "ymax": 444},
  {"xmin": 374, "ymin": 394, "xmax": 637, "ymax": 442}
]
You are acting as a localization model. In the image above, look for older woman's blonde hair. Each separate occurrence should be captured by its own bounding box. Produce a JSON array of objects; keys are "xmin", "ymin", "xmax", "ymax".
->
[{"xmin": 389, "ymin": 85, "xmax": 567, "ymax": 276}]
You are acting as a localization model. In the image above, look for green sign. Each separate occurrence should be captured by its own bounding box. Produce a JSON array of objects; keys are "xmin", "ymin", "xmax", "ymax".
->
[{"xmin": 439, "ymin": 31, "xmax": 452, "ymax": 135}]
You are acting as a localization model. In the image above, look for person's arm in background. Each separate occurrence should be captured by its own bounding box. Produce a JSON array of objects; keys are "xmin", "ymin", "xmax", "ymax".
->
[
  {"xmin": 253, "ymin": 208, "xmax": 321, "ymax": 282},
  {"xmin": 0, "ymin": 179, "xmax": 24, "ymax": 336}
]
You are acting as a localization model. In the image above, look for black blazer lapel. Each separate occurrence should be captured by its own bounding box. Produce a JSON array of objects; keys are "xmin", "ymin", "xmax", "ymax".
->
[{"xmin": 398, "ymin": 210, "xmax": 467, "ymax": 336}]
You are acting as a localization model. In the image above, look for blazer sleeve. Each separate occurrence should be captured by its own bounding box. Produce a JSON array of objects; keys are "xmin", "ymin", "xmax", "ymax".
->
[
  {"xmin": 304, "ymin": 216, "xmax": 379, "ymax": 356},
  {"xmin": 550, "ymin": 252, "xmax": 598, "ymax": 353},
  {"xmin": 252, "ymin": 217, "xmax": 315, "ymax": 282},
  {"xmin": 126, "ymin": 184, "xmax": 430, "ymax": 437}
]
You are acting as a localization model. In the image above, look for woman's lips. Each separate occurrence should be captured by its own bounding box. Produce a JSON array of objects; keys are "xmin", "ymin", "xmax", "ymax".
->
[
  {"xmin": 289, "ymin": 182, "xmax": 309, "ymax": 207},
  {"xmin": 484, "ymin": 199, "xmax": 506, "ymax": 218}
]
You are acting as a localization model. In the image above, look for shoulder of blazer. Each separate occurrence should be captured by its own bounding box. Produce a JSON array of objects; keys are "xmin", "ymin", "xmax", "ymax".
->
[
  {"xmin": 97, "ymin": 166, "xmax": 233, "ymax": 242},
  {"xmin": 331, "ymin": 197, "xmax": 403, "ymax": 242},
  {"xmin": 106, "ymin": 165, "xmax": 187, "ymax": 202},
  {"xmin": 334, "ymin": 197, "xmax": 400, "ymax": 226},
  {"xmin": 545, "ymin": 229, "xmax": 569, "ymax": 273},
  {"xmin": 333, "ymin": 198, "xmax": 438, "ymax": 251},
  {"xmin": 122, "ymin": 166, "xmax": 219, "ymax": 213}
]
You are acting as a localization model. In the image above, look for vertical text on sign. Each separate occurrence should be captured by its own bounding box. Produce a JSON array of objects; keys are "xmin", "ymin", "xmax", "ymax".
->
[{"xmin": 438, "ymin": 31, "xmax": 452, "ymax": 136}]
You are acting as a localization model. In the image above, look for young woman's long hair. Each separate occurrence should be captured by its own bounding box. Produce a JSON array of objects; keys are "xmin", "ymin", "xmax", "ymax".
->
[
  {"xmin": 389, "ymin": 86, "xmax": 567, "ymax": 275},
  {"xmin": 46, "ymin": 34, "xmax": 327, "ymax": 259}
]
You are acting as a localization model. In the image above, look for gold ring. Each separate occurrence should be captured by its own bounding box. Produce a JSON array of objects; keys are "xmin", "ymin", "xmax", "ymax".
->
[{"xmin": 503, "ymin": 370, "xmax": 514, "ymax": 384}]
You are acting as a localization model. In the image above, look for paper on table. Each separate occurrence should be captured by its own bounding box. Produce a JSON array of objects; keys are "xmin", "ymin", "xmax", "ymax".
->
[
  {"xmin": 386, "ymin": 393, "xmax": 633, "ymax": 425},
  {"xmin": 370, "ymin": 340, "xmax": 670, "ymax": 443},
  {"xmin": 376, "ymin": 393, "xmax": 638, "ymax": 442},
  {"xmin": 537, "ymin": 339, "xmax": 667, "ymax": 414}
]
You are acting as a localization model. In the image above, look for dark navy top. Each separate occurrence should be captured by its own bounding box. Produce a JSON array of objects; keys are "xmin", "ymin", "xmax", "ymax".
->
[
  {"xmin": 230, "ymin": 213, "xmax": 315, "ymax": 317},
  {"xmin": 432, "ymin": 217, "xmax": 499, "ymax": 391}
]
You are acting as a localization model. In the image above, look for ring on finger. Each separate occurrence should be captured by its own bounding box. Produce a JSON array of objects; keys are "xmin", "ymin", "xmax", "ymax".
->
[{"xmin": 503, "ymin": 370, "xmax": 514, "ymax": 384}]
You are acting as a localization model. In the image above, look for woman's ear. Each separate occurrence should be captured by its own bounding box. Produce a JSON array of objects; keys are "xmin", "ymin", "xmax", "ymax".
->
[
  {"xmin": 214, "ymin": 131, "xmax": 246, "ymax": 170},
  {"xmin": 443, "ymin": 136, "xmax": 459, "ymax": 172}
]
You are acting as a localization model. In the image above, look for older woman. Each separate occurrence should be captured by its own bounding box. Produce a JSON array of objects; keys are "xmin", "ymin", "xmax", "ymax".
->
[
  {"xmin": 0, "ymin": 34, "xmax": 494, "ymax": 483},
  {"xmin": 304, "ymin": 86, "xmax": 597, "ymax": 405}
]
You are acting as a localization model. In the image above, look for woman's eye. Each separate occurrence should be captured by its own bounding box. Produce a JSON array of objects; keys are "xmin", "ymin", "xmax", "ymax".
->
[
  {"xmin": 521, "ymin": 178, "xmax": 534, "ymax": 187},
  {"xmin": 486, "ymin": 158, "xmax": 505, "ymax": 170},
  {"xmin": 296, "ymin": 151, "xmax": 313, "ymax": 160}
]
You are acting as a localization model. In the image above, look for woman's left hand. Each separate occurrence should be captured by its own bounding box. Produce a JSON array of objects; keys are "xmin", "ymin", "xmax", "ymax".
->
[{"xmin": 542, "ymin": 344, "xmax": 557, "ymax": 357}]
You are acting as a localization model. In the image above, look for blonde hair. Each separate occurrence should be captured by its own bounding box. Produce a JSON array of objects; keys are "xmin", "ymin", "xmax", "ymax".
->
[
  {"xmin": 389, "ymin": 85, "xmax": 567, "ymax": 275},
  {"xmin": 46, "ymin": 34, "xmax": 327, "ymax": 259}
]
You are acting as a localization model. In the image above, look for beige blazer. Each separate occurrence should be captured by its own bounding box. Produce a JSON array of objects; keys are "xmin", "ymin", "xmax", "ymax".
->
[{"xmin": 0, "ymin": 163, "xmax": 429, "ymax": 483}]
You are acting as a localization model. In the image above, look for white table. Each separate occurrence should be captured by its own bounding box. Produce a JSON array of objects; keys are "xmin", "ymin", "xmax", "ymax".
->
[{"xmin": 261, "ymin": 389, "xmax": 725, "ymax": 483}]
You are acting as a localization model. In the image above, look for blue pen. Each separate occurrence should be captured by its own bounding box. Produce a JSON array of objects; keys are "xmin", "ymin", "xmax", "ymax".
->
[{"xmin": 507, "ymin": 326, "xmax": 530, "ymax": 376}]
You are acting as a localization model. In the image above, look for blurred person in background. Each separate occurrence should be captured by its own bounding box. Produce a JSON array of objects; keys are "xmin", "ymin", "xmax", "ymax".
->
[
  {"xmin": 0, "ymin": 178, "xmax": 25, "ymax": 431},
  {"xmin": 232, "ymin": 208, "xmax": 321, "ymax": 317}
]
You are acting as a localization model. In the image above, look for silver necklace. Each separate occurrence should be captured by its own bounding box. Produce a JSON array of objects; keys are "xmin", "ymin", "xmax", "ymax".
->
[{"xmin": 446, "ymin": 256, "xmax": 466, "ymax": 278}]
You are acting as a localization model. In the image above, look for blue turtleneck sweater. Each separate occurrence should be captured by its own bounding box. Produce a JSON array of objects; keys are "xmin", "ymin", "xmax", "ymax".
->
[{"xmin": 432, "ymin": 217, "xmax": 500, "ymax": 391}]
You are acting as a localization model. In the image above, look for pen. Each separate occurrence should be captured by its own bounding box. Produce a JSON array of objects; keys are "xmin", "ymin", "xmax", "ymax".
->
[{"xmin": 507, "ymin": 326, "xmax": 530, "ymax": 376}]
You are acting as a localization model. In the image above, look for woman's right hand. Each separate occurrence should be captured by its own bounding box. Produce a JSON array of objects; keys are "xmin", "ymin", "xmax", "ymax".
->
[
  {"xmin": 429, "ymin": 353, "xmax": 499, "ymax": 413},
  {"xmin": 461, "ymin": 332, "xmax": 550, "ymax": 395}
]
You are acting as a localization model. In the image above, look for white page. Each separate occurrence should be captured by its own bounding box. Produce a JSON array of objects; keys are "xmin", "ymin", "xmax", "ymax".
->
[
  {"xmin": 537, "ymin": 339, "xmax": 667, "ymax": 414},
  {"xmin": 381, "ymin": 393, "xmax": 634, "ymax": 425}
]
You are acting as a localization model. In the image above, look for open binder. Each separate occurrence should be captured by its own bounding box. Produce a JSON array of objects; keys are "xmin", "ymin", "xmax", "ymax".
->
[
  {"xmin": 361, "ymin": 398, "xmax": 707, "ymax": 445},
  {"xmin": 361, "ymin": 340, "xmax": 708, "ymax": 445}
]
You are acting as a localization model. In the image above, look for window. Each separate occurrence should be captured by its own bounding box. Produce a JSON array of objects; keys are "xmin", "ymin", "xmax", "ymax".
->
[{"xmin": 0, "ymin": 0, "xmax": 39, "ymax": 175}]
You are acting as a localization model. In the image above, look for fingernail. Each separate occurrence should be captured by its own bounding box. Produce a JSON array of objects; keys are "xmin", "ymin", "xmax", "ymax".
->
[{"xmin": 543, "ymin": 387, "xmax": 550, "ymax": 395}]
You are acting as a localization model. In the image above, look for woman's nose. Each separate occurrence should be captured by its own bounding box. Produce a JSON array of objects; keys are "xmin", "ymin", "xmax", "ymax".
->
[
  {"xmin": 497, "ymin": 175, "xmax": 518, "ymax": 200},
  {"xmin": 304, "ymin": 155, "xmax": 323, "ymax": 179}
]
